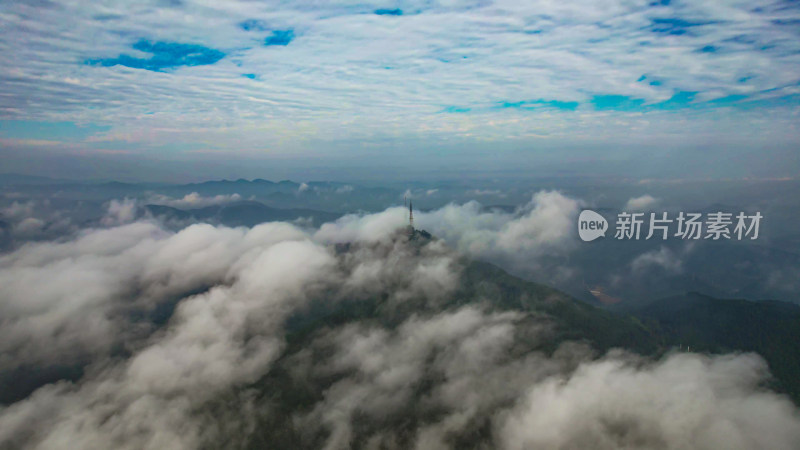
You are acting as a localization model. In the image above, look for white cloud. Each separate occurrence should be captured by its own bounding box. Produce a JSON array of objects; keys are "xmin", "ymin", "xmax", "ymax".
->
[
  {"xmin": 316, "ymin": 207, "xmax": 408, "ymax": 244},
  {"xmin": 12, "ymin": 217, "xmax": 45, "ymax": 235},
  {"xmin": 0, "ymin": 200, "xmax": 77, "ymax": 241},
  {"xmin": 468, "ymin": 189, "xmax": 504, "ymax": 196},
  {"xmin": 0, "ymin": 221, "xmax": 310, "ymax": 372},
  {"xmin": 298, "ymin": 306, "xmax": 800, "ymax": 450},
  {"xmin": 1, "ymin": 208, "xmax": 799, "ymax": 449},
  {"xmin": 2, "ymin": 0, "xmax": 798, "ymax": 156},
  {"xmin": 314, "ymin": 190, "xmax": 581, "ymax": 281},
  {"xmin": 101, "ymin": 198, "xmax": 138, "ymax": 226},
  {"xmin": 417, "ymin": 190, "xmax": 581, "ymax": 278},
  {"xmin": 631, "ymin": 245, "xmax": 683, "ymax": 273},
  {"xmin": 0, "ymin": 232, "xmax": 336, "ymax": 449},
  {"xmin": 301, "ymin": 306, "xmax": 527, "ymax": 449},
  {"xmin": 500, "ymin": 352, "xmax": 800, "ymax": 450},
  {"xmin": 625, "ymin": 194, "xmax": 659, "ymax": 211},
  {"xmin": 0, "ymin": 207, "xmax": 467, "ymax": 448},
  {"xmin": 1, "ymin": 201, "xmax": 35, "ymax": 220},
  {"xmin": 146, "ymin": 192, "xmax": 242, "ymax": 209}
]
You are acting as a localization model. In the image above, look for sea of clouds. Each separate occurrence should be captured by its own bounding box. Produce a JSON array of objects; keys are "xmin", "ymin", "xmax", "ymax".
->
[{"xmin": 0, "ymin": 192, "xmax": 799, "ymax": 449}]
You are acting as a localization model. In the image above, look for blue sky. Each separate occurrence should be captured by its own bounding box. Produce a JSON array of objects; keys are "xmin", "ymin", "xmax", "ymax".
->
[{"xmin": 0, "ymin": 0, "xmax": 798, "ymax": 181}]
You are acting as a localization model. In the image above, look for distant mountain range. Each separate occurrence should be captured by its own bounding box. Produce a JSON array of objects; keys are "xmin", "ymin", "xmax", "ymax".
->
[
  {"xmin": 0, "ymin": 173, "xmax": 350, "ymax": 192},
  {"xmin": 0, "ymin": 174, "xmax": 401, "ymax": 211}
]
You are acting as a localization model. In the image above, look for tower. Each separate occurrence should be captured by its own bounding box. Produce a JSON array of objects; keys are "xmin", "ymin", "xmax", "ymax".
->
[{"xmin": 409, "ymin": 200, "xmax": 414, "ymax": 229}]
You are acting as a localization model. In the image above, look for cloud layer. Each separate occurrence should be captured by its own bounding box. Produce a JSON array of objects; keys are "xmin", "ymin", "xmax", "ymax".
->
[
  {"xmin": 0, "ymin": 0, "xmax": 798, "ymax": 161},
  {"xmin": 1, "ymin": 198, "xmax": 799, "ymax": 448}
]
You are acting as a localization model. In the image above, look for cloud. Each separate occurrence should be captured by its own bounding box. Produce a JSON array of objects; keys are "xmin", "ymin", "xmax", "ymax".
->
[
  {"xmin": 494, "ymin": 191, "xmax": 579, "ymax": 254},
  {"xmin": 315, "ymin": 207, "xmax": 408, "ymax": 244},
  {"xmin": 299, "ymin": 306, "xmax": 530, "ymax": 449},
  {"xmin": 1, "ymin": 0, "xmax": 799, "ymax": 159},
  {"xmin": 12, "ymin": 217, "xmax": 45, "ymax": 237},
  {"xmin": 0, "ymin": 222, "xmax": 294, "ymax": 373},
  {"xmin": 625, "ymin": 194, "xmax": 659, "ymax": 211},
  {"xmin": 294, "ymin": 305, "xmax": 800, "ymax": 450},
  {"xmin": 312, "ymin": 190, "xmax": 582, "ymax": 290},
  {"xmin": 500, "ymin": 352, "xmax": 800, "ymax": 450},
  {"xmin": 101, "ymin": 198, "xmax": 138, "ymax": 226},
  {"xmin": 0, "ymin": 200, "xmax": 76, "ymax": 243},
  {"xmin": 0, "ymin": 224, "xmax": 334, "ymax": 449},
  {"xmin": 631, "ymin": 245, "xmax": 683, "ymax": 273},
  {"xmin": 0, "ymin": 201, "xmax": 35, "ymax": 220},
  {"xmin": 239, "ymin": 19, "xmax": 269, "ymax": 32},
  {"xmin": 415, "ymin": 190, "xmax": 580, "ymax": 279},
  {"xmin": 467, "ymin": 189, "xmax": 504, "ymax": 197},
  {"xmin": 146, "ymin": 192, "xmax": 242, "ymax": 209},
  {"xmin": 316, "ymin": 190, "xmax": 579, "ymax": 275},
  {"xmin": 0, "ymin": 207, "xmax": 799, "ymax": 448},
  {"xmin": 0, "ymin": 209, "xmax": 465, "ymax": 448}
]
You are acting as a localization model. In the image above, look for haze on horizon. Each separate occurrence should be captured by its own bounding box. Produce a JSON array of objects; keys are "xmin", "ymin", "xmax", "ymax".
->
[{"xmin": 1, "ymin": 0, "xmax": 799, "ymax": 182}]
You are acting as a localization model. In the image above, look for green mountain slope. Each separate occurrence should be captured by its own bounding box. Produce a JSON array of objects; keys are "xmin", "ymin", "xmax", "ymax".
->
[
  {"xmin": 241, "ymin": 231, "xmax": 663, "ymax": 448},
  {"xmin": 629, "ymin": 292, "xmax": 800, "ymax": 403}
]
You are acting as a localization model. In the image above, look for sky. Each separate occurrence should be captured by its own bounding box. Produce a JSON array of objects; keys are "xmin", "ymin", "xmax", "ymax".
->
[{"xmin": 0, "ymin": 0, "xmax": 799, "ymax": 181}]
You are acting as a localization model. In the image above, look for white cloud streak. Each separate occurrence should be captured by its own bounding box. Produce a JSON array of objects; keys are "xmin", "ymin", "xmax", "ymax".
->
[
  {"xmin": 145, "ymin": 192, "xmax": 242, "ymax": 209},
  {"xmin": 625, "ymin": 194, "xmax": 659, "ymax": 211}
]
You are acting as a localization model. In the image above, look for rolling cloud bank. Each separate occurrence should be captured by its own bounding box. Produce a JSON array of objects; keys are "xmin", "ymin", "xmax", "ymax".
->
[{"xmin": 0, "ymin": 193, "xmax": 799, "ymax": 449}]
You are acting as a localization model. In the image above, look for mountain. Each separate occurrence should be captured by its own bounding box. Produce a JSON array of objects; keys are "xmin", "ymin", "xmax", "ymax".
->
[
  {"xmin": 2, "ymin": 226, "xmax": 799, "ymax": 448},
  {"xmin": 457, "ymin": 260, "xmax": 660, "ymax": 355},
  {"xmin": 237, "ymin": 230, "xmax": 666, "ymax": 447},
  {"xmin": 0, "ymin": 173, "xmax": 65, "ymax": 185},
  {"xmin": 245, "ymin": 242, "xmax": 800, "ymax": 447},
  {"xmin": 628, "ymin": 292, "xmax": 800, "ymax": 402}
]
